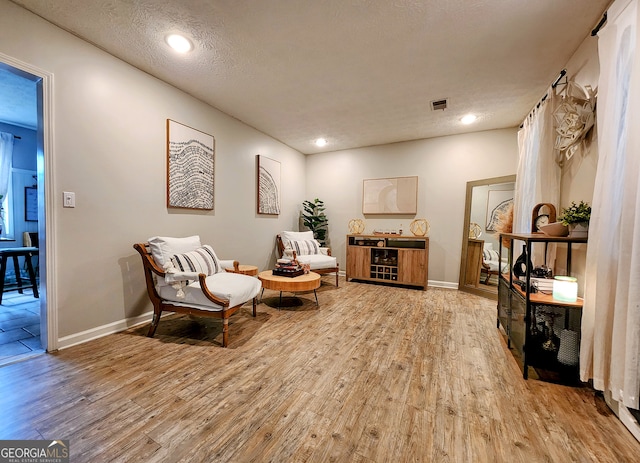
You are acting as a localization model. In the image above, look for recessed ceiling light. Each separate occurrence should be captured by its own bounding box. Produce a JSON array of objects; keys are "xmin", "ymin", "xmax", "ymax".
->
[
  {"xmin": 460, "ymin": 114, "xmax": 477, "ymax": 125},
  {"xmin": 166, "ymin": 34, "xmax": 193, "ymax": 53},
  {"xmin": 315, "ymin": 138, "xmax": 327, "ymax": 147}
]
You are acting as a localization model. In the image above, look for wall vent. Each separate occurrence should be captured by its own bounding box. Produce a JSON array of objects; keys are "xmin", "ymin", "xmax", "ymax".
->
[{"xmin": 431, "ymin": 98, "xmax": 448, "ymax": 111}]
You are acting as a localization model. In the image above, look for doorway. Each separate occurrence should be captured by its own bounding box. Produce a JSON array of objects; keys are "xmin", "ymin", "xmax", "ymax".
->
[{"xmin": 0, "ymin": 57, "xmax": 50, "ymax": 365}]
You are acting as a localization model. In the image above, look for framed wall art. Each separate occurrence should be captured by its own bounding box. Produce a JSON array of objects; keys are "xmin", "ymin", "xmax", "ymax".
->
[
  {"xmin": 257, "ymin": 155, "xmax": 281, "ymax": 215},
  {"xmin": 485, "ymin": 189, "xmax": 514, "ymax": 231},
  {"xmin": 25, "ymin": 186, "xmax": 38, "ymax": 221},
  {"xmin": 362, "ymin": 176, "xmax": 418, "ymax": 215},
  {"xmin": 166, "ymin": 119, "xmax": 215, "ymax": 210}
]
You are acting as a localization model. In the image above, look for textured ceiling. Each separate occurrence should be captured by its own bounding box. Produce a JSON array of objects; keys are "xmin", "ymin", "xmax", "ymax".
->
[
  {"xmin": 0, "ymin": 64, "xmax": 37, "ymax": 130},
  {"xmin": 6, "ymin": 0, "xmax": 609, "ymax": 153}
]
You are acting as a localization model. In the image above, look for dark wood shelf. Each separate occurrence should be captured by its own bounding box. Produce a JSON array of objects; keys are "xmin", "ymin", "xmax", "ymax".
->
[{"xmin": 500, "ymin": 274, "xmax": 583, "ymax": 309}]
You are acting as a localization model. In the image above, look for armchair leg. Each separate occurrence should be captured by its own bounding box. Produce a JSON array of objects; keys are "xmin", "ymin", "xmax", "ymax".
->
[
  {"xmin": 147, "ymin": 309, "xmax": 161, "ymax": 337},
  {"xmin": 222, "ymin": 316, "xmax": 229, "ymax": 348},
  {"xmin": 252, "ymin": 297, "xmax": 257, "ymax": 317}
]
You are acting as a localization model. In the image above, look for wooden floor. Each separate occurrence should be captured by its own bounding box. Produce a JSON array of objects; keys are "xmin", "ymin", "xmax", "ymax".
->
[{"xmin": 1, "ymin": 279, "xmax": 639, "ymax": 462}]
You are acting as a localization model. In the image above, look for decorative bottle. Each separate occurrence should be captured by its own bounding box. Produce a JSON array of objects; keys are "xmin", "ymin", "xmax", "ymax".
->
[{"xmin": 513, "ymin": 244, "xmax": 533, "ymax": 279}]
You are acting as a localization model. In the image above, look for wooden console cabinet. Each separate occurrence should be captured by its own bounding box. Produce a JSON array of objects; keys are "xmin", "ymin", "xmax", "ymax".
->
[{"xmin": 346, "ymin": 234, "xmax": 429, "ymax": 289}]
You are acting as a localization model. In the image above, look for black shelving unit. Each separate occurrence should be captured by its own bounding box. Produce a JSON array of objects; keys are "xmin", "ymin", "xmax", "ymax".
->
[{"xmin": 497, "ymin": 233, "xmax": 588, "ymax": 381}]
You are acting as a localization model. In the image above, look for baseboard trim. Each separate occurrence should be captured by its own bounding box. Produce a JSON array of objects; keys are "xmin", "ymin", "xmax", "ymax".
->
[
  {"xmin": 620, "ymin": 405, "xmax": 640, "ymax": 443},
  {"xmin": 429, "ymin": 280, "xmax": 458, "ymax": 290},
  {"xmin": 57, "ymin": 311, "xmax": 153, "ymax": 350}
]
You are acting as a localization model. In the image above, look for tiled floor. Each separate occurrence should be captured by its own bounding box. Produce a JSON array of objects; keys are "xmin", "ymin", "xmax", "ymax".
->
[{"xmin": 0, "ymin": 289, "xmax": 44, "ymax": 366}]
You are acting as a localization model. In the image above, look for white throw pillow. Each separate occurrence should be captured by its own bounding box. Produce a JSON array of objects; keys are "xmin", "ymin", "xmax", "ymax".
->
[
  {"xmin": 290, "ymin": 239, "xmax": 321, "ymax": 255},
  {"xmin": 148, "ymin": 235, "xmax": 201, "ymax": 266},
  {"xmin": 169, "ymin": 245, "xmax": 223, "ymax": 277},
  {"xmin": 483, "ymin": 249, "xmax": 500, "ymax": 262}
]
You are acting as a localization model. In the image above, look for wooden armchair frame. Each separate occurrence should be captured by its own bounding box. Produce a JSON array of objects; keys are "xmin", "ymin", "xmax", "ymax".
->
[
  {"xmin": 276, "ymin": 235, "xmax": 339, "ymax": 287},
  {"xmin": 133, "ymin": 242, "xmax": 256, "ymax": 347},
  {"xmin": 480, "ymin": 259, "xmax": 499, "ymax": 285}
]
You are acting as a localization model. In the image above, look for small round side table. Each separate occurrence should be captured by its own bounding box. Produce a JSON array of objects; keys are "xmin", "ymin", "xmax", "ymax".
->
[{"xmin": 225, "ymin": 264, "xmax": 258, "ymax": 276}]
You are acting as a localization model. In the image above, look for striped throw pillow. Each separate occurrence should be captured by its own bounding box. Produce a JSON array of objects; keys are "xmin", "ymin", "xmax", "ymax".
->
[
  {"xmin": 291, "ymin": 239, "xmax": 321, "ymax": 255},
  {"xmin": 170, "ymin": 245, "xmax": 222, "ymax": 277},
  {"xmin": 483, "ymin": 249, "xmax": 500, "ymax": 262}
]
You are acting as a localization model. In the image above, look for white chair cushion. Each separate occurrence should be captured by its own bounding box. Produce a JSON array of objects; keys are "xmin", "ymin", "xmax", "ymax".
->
[
  {"xmin": 485, "ymin": 259, "xmax": 510, "ymax": 273},
  {"xmin": 486, "ymin": 260, "xmax": 500, "ymax": 272},
  {"xmin": 281, "ymin": 231, "xmax": 314, "ymax": 248},
  {"xmin": 159, "ymin": 272, "xmax": 262, "ymax": 310},
  {"xmin": 482, "ymin": 242, "xmax": 508, "ymax": 273},
  {"xmin": 148, "ymin": 235, "xmax": 201, "ymax": 266},
  {"xmin": 295, "ymin": 253, "xmax": 337, "ymax": 270}
]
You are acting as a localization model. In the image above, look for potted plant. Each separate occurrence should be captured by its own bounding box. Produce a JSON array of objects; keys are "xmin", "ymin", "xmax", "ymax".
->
[
  {"xmin": 302, "ymin": 198, "xmax": 329, "ymax": 246},
  {"xmin": 560, "ymin": 200, "xmax": 591, "ymax": 237}
]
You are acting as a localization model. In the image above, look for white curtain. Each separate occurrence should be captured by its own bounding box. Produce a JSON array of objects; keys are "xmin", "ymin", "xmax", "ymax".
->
[
  {"xmin": 514, "ymin": 91, "xmax": 560, "ymax": 265},
  {"xmin": 0, "ymin": 132, "xmax": 14, "ymax": 233},
  {"xmin": 581, "ymin": 0, "xmax": 640, "ymax": 410}
]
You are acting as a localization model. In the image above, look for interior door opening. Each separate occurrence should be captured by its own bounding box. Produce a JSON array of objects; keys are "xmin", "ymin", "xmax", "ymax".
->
[{"xmin": 0, "ymin": 60, "xmax": 46, "ymax": 366}]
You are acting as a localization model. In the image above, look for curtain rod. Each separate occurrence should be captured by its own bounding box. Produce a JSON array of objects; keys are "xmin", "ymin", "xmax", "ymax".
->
[
  {"xmin": 551, "ymin": 69, "xmax": 567, "ymax": 89},
  {"xmin": 1, "ymin": 131, "xmax": 20, "ymax": 139},
  {"xmin": 591, "ymin": 11, "xmax": 607, "ymax": 36},
  {"xmin": 519, "ymin": 69, "xmax": 567, "ymax": 128}
]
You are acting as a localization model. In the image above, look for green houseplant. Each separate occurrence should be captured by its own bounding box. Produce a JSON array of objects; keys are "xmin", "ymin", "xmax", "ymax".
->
[
  {"xmin": 560, "ymin": 201, "xmax": 591, "ymax": 237},
  {"xmin": 302, "ymin": 198, "xmax": 329, "ymax": 246}
]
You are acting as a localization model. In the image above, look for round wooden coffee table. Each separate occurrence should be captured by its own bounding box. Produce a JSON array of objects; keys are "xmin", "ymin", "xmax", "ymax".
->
[{"xmin": 258, "ymin": 270, "xmax": 321, "ymax": 308}]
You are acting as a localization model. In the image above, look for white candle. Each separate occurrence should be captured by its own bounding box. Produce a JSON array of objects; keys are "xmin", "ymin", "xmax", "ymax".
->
[{"xmin": 553, "ymin": 276, "xmax": 578, "ymax": 302}]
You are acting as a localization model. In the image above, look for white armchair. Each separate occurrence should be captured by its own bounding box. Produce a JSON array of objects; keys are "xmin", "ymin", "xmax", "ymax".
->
[
  {"xmin": 481, "ymin": 242, "xmax": 509, "ymax": 284},
  {"xmin": 276, "ymin": 231, "xmax": 339, "ymax": 286},
  {"xmin": 133, "ymin": 235, "xmax": 262, "ymax": 347}
]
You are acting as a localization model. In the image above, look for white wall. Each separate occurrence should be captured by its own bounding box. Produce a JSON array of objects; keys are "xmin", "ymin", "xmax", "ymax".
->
[
  {"xmin": 305, "ymin": 129, "xmax": 519, "ymax": 285},
  {"xmin": 560, "ymin": 32, "xmax": 600, "ymax": 207},
  {"xmin": 0, "ymin": 0, "xmax": 306, "ymax": 341}
]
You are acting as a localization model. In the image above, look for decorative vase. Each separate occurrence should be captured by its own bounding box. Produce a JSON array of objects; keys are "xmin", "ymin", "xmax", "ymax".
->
[
  {"xmin": 513, "ymin": 244, "xmax": 533, "ymax": 279},
  {"xmin": 568, "ymin": 222, "xmax": 589, "ymax": 238}
]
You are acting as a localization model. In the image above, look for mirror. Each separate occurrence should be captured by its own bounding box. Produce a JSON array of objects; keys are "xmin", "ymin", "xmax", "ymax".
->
[{"xmin": 458, "ymin": 175, "xmax": 516, "ymax": 300}]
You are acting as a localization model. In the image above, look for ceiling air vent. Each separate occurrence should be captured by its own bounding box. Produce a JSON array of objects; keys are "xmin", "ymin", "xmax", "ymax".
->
[{"xmin": 431, "ymin": 98, "xmax": 448, "ymax": 111}]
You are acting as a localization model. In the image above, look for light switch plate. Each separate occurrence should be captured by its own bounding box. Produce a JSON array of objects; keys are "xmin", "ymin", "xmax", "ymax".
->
[{"xmin": 63, "ymin": 191, "xmax": 75, "ymax": 208}]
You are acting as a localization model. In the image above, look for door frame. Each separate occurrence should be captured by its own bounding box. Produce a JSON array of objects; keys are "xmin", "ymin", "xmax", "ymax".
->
[{"xmin": 0, "ymin": 52, "xmax": 57, "ymax": 351}]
